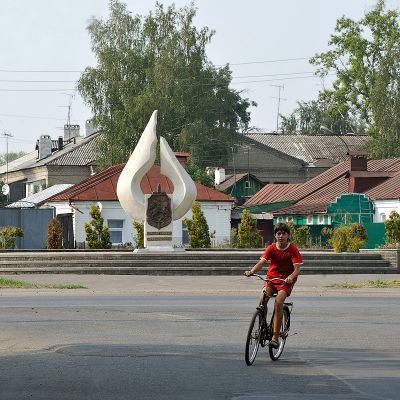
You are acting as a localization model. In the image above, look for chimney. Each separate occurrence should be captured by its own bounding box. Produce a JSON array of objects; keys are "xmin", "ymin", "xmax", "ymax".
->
[
  {"xmin": 174, "ymin": 152, "xmax": 190, "ymax": 169},
  {"xmin": 215, "ymin": 167, "xmax": 226, "ymax": 185},
  {"xmin": 349, "ymin": 151, "xmax": 368, "ymax": 171},
  {"xmin": 58, "ymin": 136, "xmax": 63, "ymax": 151},
  {"xmin": 38, "ymin": 135, "xmax": 52, "ymax": 160},
  {"xmin": 85, "ymin": 119, "xmax": 97, "ymax": 137},
  {"xmin": 64, "ymin": 124, "xmax": 80, "ymax": 141},
  {"xmin": 348, "ymin": 151, "xmax": 369, "ymax": 192}
]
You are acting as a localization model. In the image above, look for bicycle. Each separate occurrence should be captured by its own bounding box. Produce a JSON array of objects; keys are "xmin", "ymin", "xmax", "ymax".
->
[{"xmin": 245, "ymin": 274, "xmax": 293, "ymax": 364}]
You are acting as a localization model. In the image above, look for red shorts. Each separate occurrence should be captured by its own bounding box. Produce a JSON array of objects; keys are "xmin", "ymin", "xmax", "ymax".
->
[{"xmin": 264, "ymin": 279, "xmax": 294, "ymax": 296}]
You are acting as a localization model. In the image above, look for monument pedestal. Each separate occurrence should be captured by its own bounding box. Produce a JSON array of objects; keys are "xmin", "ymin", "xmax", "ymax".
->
[{"xmin": 138, "ymin": 193, "xmax": 185, "ymax": 252}]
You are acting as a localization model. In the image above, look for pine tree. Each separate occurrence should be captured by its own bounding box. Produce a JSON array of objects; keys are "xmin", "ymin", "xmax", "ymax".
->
[
  {"xmin": 237, "ymin": 209, "xmax": 262, "ymax": 248},
  {"xmin": 84, "ymin": 204, "xmax": 112, "ymax": 249},
  {"xmin": 384, "ymin": 210, "xmax": 400, "ymax": 244},
  {"xmin": 132, "ymin": 220, "xmax": 144, "ymax": 249},
  {"xmin": 183, "ymin": 202, "xmax": 211, "ymax": 248}
]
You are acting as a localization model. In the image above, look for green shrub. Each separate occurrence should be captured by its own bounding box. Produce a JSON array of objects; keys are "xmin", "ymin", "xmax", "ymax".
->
[
  {"xmin": 321, "ymin": 227, "xmax": 334, "ymax": 248},
  {"xmin": 47, "ymin": 218, "xmax": 63, "ymax": 249},
  {"xmin": 230, "ymin": 228, "xmax": 238, "ymax": 248},
  {"xmin": 292, "ymin": 224, "xmax": 311, "ymax": 248},
  {"xmin": 183, "ymin": 202, "xmax": 211, "ymax": 248},
  {"xmin": 133, "ymin": 220, "xmax": 144, "ymax": 249},
  {"xmin": 84, "ymin": 204, "xmax": 112, "ymax": 249},
  {"xmin": 384, "ymin": 210, "xmax": 400, "ymax": 244},
  {"xmin": 286, "ymin": 222, "xmax": 311, "ymax": 248},
  {"xmin": 331, "ymin": 223, "xmax": 367, "ymax": 252},
  {"xmin": 237, "ymin": 209, "xmax": 262, "ymax": 248},
  {"xmin": 0, "ymin": 226, "xmax": 24, "ymax": 249}
]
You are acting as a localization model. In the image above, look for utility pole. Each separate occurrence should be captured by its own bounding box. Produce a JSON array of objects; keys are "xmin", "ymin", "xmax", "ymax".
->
[
  {"xmin": 271, "ymin": 84, "xmax": 284, "ymax": 132},
  {"xmin": 2, "ymin": 132, "xmax": 13, "ymax": 185}
]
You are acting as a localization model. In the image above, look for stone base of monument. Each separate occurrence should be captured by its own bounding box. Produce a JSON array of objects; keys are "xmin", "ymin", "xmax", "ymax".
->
[{"xmin": 136, "ymin": 193, "xmax": 187, "ymax": 252}]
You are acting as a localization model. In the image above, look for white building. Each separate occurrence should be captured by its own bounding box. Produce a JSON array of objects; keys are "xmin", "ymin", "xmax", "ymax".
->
[{"xmin": 40, "ymin": 163, "xmax": 234, "ymax": 248}]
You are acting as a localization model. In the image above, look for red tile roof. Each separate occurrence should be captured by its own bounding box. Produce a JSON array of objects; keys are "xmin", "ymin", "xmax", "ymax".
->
[
  {"xmin": 365, "ymin": 170, "xmax": 400, "ymax": 199},
  {"xmin": 247, "ymin": 156, "xmax": 400, "ymax": 215},
  {"xmin": 243, "ymin": 183, "xmax": 301, "ymax": 206},
  {"xmin": 45, "ymin": 164, "xmax": 234, "ymax": 203}
]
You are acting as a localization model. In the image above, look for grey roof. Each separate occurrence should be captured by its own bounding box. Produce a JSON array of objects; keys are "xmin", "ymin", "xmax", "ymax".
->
[
  {"xmin": 216, "ymin": 173, "xmax": 262, "ymax": 191},
  {"xmin": 0, "ymin": 132, "xmax": 101, "ymax": 174},
  {"xmin": 7, "ymin": 184, "xmax": 73, "ymax": 208},
  {"xmin": 47, "ymin": 134, "xmax": 100, "ymax": 166},
  {"xmin": 245, "ymin": 134, "xmax": 367, "ymax": 164},
  {"xmin": 215, "ymin": 173, "xmax": 248, "ymax": 191}
]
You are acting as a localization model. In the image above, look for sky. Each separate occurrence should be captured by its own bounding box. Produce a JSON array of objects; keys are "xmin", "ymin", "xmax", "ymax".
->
[{"xmin": 0, "ymin": 0, "xmax": 399, "ymax": 154}]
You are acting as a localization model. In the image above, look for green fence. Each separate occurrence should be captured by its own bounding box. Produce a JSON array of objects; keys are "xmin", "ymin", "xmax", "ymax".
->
[{"xmin": 363, "ymin": 222, "xmax": 385, "ymax": 249}]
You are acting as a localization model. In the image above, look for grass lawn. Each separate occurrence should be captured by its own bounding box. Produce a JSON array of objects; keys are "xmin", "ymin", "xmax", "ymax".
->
[
  {"xmin": 0, "ymin": 277, "xmax": 86, "ymax": 289},
  {"xmin": 326, "ymin": 279, "xmax": 400, "ymax": 289}
]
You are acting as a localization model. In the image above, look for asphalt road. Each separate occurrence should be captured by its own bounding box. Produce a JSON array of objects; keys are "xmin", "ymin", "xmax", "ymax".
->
[{"xmin": 0, "ymin": 275, "xmax": 399, "ymax": 400}]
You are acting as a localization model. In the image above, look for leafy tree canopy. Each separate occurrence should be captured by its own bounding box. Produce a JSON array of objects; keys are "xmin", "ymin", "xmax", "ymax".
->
[
  {"xmin": 282, "ymin": 0, "xmax": 400, "ymax": 158},
  {"xmin": 0, "ymin": 151, "xmax": 26, "ymax": 166},
  {"xmin": 280, "ymin": 99, "xmax": 364, "ymax": 135},
  {"xmin": 78, "ymin": 0, "xmax": 255, "ymax": 170}
]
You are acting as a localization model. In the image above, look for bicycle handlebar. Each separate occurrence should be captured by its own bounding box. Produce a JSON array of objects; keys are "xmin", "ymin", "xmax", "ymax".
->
[{"xmin": 250, "ymin": 273, "xmax": 287, "ymax": 283}]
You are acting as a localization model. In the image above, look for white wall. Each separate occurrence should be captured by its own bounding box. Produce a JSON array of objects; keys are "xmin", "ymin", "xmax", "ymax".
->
[
  {"xmin": 47, "ymin": 200, "xmax": 232, "ymax": 247},
  {"xmin": 373, "ymin": 200, "xmax": 400, "ymax": 223}
]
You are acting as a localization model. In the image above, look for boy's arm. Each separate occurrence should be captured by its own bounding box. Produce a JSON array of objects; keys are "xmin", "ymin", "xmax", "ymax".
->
[
  {"xmin": 244, "ymin": 258, "xmax": 267, "ymax": 277},
  {"xmin": 285, "ymin": 264, "xmax": 300, "ymax": 283}
]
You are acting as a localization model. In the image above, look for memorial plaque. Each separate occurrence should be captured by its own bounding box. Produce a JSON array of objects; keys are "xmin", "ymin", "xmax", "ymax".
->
[{"xmin": 146, "ymin": 189, "xmax": 172, "ymax": 229}]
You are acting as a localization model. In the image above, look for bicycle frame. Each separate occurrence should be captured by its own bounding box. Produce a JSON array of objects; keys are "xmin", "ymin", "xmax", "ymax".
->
[{"xmin": 245, "ymin": 274, "xmax": 293, "ymax": 364}]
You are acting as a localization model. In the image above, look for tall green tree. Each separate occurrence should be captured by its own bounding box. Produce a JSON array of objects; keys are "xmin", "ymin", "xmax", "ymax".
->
[
  {"xmin": 78, "ymin": 0, "xmax": 255, "ymax": 170},
  {"xmin": 280, "ymin": 99, "xmax": 362, "ymax": 135},
  {"xmin": 309, "ymin": 0, "xmax": 400, "ymax": 147},
  {"xmin": 366, "ymin": 46, "xmax": 400, "ymax": 158}
]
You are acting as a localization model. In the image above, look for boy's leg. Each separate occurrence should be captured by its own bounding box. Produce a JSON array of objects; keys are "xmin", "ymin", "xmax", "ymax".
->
[
  {"xmin": 258, "ymin": 285, "xmax": 274, "ymax": 316},
  {"xmin": 272, "ymin": 290, "xmax": 288, "ymax": 343}
]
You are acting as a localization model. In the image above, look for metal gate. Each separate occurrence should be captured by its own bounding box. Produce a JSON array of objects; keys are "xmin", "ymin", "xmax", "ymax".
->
[{"xmin": 58, "ymin": 213, "xmax": 74, "ymax": 249}]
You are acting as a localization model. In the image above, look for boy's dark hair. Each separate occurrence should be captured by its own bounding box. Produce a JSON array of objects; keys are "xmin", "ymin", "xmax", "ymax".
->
[{"xmin": 274, "ymin": 222, "xmax": 290, "ymax": 235}]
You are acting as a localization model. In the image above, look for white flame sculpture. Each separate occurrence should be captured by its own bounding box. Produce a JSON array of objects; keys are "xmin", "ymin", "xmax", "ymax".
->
[{"xmin": 117, "ymin": 110, "xmax": 197, "ymax": 251}]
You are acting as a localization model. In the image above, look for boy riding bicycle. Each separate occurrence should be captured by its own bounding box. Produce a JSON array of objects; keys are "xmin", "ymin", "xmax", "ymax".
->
[{"xmin": 244, "ymin": 222, "xmax": 302, "ymax": 349}]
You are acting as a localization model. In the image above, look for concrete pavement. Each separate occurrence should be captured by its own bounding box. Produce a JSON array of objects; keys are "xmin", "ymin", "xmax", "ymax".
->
[{"xmin": 1, "ymin": 273, "xmax": 399, "ymax": 297}]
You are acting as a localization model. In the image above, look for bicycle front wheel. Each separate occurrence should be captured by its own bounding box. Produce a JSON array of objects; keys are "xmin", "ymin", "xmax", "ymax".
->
[
  {"xmin": 268, "ymin": 307, "xmax": 290, "ymax": 361},
  {"xmin": 245, "ymin": 309, "xmax": 264, "ymax": 366}
]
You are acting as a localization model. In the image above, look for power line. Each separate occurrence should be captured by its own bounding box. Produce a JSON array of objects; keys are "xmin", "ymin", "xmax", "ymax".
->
[
  {"xmin": 221, "ymin": 57, "xmax": 310, "ymax": 66},
  {"xmin": 0, "ymin": 113, "xmax": 66, "ymax": 121},
  {"xmin": 0, "ymin": 57, "xmax": 312, "ymax": 73},
  {"xmin": 0, "ymin": 69, "xmax": 82, "ymax": 73},
  {"xmin": 0, "ymin": 88, "xmax": 74, "ymax": 92},
  {"xmin": 0, "ymin": 79, "xmax": 77, "ymax": 83}
]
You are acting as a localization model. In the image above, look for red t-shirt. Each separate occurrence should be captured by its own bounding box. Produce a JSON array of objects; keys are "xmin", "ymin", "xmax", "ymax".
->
[{"xmin": 261, "ymin": 243, "xmax": 303, "ymax": 280}]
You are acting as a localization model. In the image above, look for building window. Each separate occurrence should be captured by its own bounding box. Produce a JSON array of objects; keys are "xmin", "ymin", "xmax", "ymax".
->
[
  {"xmin": 380, "ymin": 213, "xmax": 386, "ymax": 222},
  {"xmin": 306, "ymin": 215, "xmax": 313, "ymax": 225},
  {"xmin": 317, "ymin": 215, "xmax": 325, "ymax": 225},
  {"xmin": 286, "ymin": 216, "xmax": 293, "ymax": 222},
  {"xmin": 107, "ymin": 219, "xmax": 124, "ymax": 244},
  {"xmin": 277, "ymin": 216, "xmax": 284, "ymax": 223},
  {"xmin": 26, "ymin": 179, "xmax": 46, "ymax": 197},
  {"xmin": 244, "ymin": 180, "xmax": 251, "ymax": 189}
]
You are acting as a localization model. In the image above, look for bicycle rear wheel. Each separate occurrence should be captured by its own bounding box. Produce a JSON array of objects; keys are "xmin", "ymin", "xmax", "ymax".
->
[
  {"xmin": 268, "ymin": 307, "xmax": 290, "ymax": 361},
  {"xmin": 245, "ymin": 309, "xmax": 264, "ymax": 365}
]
